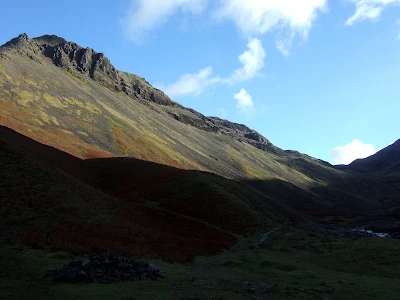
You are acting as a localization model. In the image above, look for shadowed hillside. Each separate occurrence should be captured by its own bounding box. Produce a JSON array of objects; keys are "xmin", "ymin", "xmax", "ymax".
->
[{"xmin": 0, "ymin": 126, "xmax": 303, "ymax": 262}]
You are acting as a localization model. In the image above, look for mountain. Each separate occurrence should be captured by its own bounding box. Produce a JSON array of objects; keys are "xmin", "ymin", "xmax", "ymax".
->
[
  {"xmin": 0, "ymin": 33, "xmax": 399, "ymax": 216},
  {"xmin": 0, "ymin": 34, "xmax": 332, "ymax": 171}
]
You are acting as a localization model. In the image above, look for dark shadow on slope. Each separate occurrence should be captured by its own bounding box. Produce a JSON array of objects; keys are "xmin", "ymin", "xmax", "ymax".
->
[
  {"xmin": 246, "ymin": 144, "xmax": 400, "ymax": 216},
  {"xmin": 2, "ymin": 125, "xmax": 398, "ymax": 220},
  {"xmin": 244, "ymin": 179, "xmax": 337, "ymax": 215},
  {"xmin": 310, "ymin": 173, "xmax": 400, "ymax": 216},
  {"xmin": 0, "ymin": 126, "xmax": 304, "ymax": 262},
  {"xmin": 245, "ymin": 173, "xmax": 400, "ymax": 217}
]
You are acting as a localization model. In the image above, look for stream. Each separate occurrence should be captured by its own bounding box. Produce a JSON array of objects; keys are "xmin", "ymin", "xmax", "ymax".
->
[
  {"xmin": 255, "ymin": 227, "xmax": 281, "ymax": 247},
  {"xmin": 353, "ymin": 228, "xmax": 390, "ymax": 238}
]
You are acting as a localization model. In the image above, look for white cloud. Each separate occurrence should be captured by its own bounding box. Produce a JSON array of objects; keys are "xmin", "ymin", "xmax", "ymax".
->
[
  {"xmin": 230, "ymin": 38, "xmax": 266, "ymax": 83},
  {"xmin": 396, "ymin": 19, "xmax": 400, "ymax": 39},
  {"xmin": 234, "ymin": 88, "xmax": 256, "ymax": 116},
  {"xmin": 331, "ymin": 139, "xmax": 381, "ymax": 165},
  {"xmin": 215, "ymin": 0, "xmax": 327, "ymax": 54},
  {"xmin": 160, "ymin": 66, "xmax": 221, "ymax": 97},
  {"xmin": 345, "ymin": 0, "xmax": 400, "ymax": 26},
  {"xmin": 122, "ymin": 0, "xmax": 208, "ymax": 42},
  {"xmin": 215, "ymin": 0, "xmax": 327, "ymax": 36},
  {"xmin": 161, "ymin": 38, "xmax": 265, "ymax": 97}
]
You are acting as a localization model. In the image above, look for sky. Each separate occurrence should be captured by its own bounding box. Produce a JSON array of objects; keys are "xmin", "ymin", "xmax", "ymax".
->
[{"xmin": 1, "ymin": 0, "xmax": 399, "ymax": 164}]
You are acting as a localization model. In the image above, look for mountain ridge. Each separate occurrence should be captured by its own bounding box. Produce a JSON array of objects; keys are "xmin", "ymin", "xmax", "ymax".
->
[{"xmin": 0, "ymin": 33, "xmax": 324, "ymax": 160}]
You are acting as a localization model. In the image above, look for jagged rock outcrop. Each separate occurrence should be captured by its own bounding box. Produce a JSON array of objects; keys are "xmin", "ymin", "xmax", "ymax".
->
[
  {"xmin": 2, "ymin": 33, "xmax": 31, "ymax": 48},
  {"xmin": 35, "ymin": 35, "xmax": 178, "ymax": 108},
  {"xmin": 33, "ymin": 34, "xmax": 67, "ymax": 47},
  {"xmin": 1, "ymin": 34, "xmax": 177, "ymax": 108}
]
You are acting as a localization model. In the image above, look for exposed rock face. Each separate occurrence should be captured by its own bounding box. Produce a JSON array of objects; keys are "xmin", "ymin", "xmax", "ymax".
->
[
  {"xmin": 35, "ymin": 36, "xmax": 177, "ymax": 108},
  {"xmin": 47, "ymin": 253, "xmax": 164, "ymax": 284},
  {"xmin": 2, "ymin": 33, "xmax": 31, "ymax": 48},
  {"xmin": 209, "ymin": 117, "xmax": 285, "ymax": 155},
  {"xmin": 0, "ymin": 33, "xmax": 176, "ymax": 109},
  {"xmin": 1, "ymin": 33, "xmax": 43, "ymax": 62},
  {"xmin": 33, "ymin": 34, "xmax": 67, "ymax": 47}
]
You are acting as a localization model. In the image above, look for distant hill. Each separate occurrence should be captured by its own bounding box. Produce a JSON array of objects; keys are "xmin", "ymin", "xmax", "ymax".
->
[
  {"xmin": 0, "ymin": 33, "xmax": 399, "ymax": 216},
  {"xmin": 345, "ymin": 140, "xmax": 400, "ymax": 175}
]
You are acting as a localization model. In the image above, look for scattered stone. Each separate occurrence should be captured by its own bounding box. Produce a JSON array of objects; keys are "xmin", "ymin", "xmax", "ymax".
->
[
  {"xmin": 81, "ymin": 259, "xmax": 91, "ymax": 268},
  {"xmin": 146, "ymin": 263, "xmax": 160, "ymax": 272},
  {"xmin": 47, "ymin": 253, "xmax": 164, "ymax": 284}
]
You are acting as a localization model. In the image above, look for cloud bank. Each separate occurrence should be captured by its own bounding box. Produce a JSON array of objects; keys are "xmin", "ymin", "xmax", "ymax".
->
[
  {"xmin": 122, "ymin": 1, "xmax": 400, "ymax": 49},
  {"xmin": 122, "ymin": 0, "xmax": 327, "ymax": 54}
]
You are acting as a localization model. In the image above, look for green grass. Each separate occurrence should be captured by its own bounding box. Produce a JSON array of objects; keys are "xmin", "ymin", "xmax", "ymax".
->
[{"xmin": 1, "ymin": 229, "xmax": 399, "ymax": 300}]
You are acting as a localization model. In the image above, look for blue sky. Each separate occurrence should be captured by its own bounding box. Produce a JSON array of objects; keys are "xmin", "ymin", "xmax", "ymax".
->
[{"xmin": 1, "ymin": 0, "xmax": 399, "ymax": 164}]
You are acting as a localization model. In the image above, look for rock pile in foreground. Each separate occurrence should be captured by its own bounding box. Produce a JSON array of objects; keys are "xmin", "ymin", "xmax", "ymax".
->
[{"xmin": 47, "ymin": 253, "xmax": 164, "ymax": 284}]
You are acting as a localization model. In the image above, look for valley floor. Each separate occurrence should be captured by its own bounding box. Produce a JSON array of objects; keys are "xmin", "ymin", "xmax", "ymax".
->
[{"xmin": 1, "ymin": 227, "xmax": 399, "ymax": 300}]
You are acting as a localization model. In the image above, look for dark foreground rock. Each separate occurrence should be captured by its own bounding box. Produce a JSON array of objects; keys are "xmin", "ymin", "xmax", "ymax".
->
[{"xmin": 47, "ymin": 253, "xmax": 164, "ymax": 284}]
